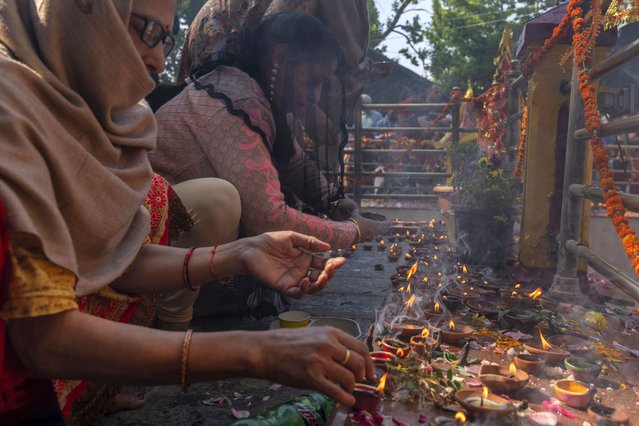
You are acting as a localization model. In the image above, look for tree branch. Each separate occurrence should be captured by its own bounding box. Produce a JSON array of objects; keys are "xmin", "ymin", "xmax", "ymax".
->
[{"xmin": 370, "ymin": 0, "xmax": 415, "ymax": 48}]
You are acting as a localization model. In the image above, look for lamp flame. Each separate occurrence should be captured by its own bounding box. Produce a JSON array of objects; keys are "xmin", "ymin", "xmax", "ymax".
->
[
  {"xmin": 406, "ymin": 261, "xmax": 418, "ymax": 280},
  {"xmin": 482, "ymin": 386, "xmax": 489, "ymax": 399},
  {"xmin": 398, "ymin": 286, "xmax": 405, "ymax": 293},
  {"xmin": 511, "ymin": 291, "xmax": 518, "ymax": 297},
  {"xmin": 455, "ymin": 412, "xmax": 467, "ymax": 424},
  {"xmin": 352, "ymin": 245, "xmax": 357, "ymax": 250},
  {"xmin": 433, "ymin": 255, "xmax": 438, "ymax": 260},
  {"xmin": 514, "ymin": 283, "xmax": 521, "ymax": 289},
  {"xmin": 434, "ymin": 302, "xmax": 440, "ymax": 313},
  {"xmin": 449, "ymin": 320, "xmax": 455, "ymax": 330},
  {"xmin": 421, "ymin": 328, "xmax": 430, "ymax": 338},
  {"xmin": 442, "ymin": 294, "xmax": 447, "ymax": 300},
  {"xmin": 528, "ymin": 287, "xmax": 543, "ymax": 299},
  {"xmin": 405, "ymin": 252, "xmax": 413, "ymax": 260},
  {"xmin": 462, "ymin": 265, "xmax": 468, "ymax": 274},
  {"xmin": 428, "ymin": 219, "xmax": 435, "ymax": 229},
  {"xmin": 422, "ymin": 277, "xmax": 429, "ymax": 284},
  {"xmin": 376, "ymin": 371, "xmax": 388, "ymax": 392},
  {"xmin": 405, "ymin": 294, "xmax": 416, "ymax": 310},
  {"xmin": 397, "ymin": 348, "xmax": 405, "ymax": 357},
  {"xmin": 509, "ymin": 362, "xmax": 517, "ymax": 376},
  {"xmin": 406, "ymin": 284, "xmax": 412, "ymax": 294},
  {"xmin": 539, "ymin": 328, "xmax": 552, "ymax": 351}
]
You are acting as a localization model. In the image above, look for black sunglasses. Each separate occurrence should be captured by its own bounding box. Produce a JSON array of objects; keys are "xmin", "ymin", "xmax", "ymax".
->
[{"xmin": 130, "ymin": 13, "xmax": 175, "ymax": 57}]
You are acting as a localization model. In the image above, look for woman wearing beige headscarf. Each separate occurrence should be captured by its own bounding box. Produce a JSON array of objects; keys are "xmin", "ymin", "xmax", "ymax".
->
[{"xmin": 0, "ymin": 0, "xmax": 372, "ymax": 424}]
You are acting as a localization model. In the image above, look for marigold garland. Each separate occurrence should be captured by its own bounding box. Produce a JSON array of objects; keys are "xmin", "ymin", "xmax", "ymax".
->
[
  {"xmin": 569, "ymin": 0, "xmax": 639, "ymax": 276},
  {"xmin": 514, "ymin": 104, "xmax": 528, "ymax": 180}
]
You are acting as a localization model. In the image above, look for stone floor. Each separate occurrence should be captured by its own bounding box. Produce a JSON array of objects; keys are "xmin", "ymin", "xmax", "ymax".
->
[{"xmin": 100, "ymin": 238, "xmax": 407, "ymax": 425}]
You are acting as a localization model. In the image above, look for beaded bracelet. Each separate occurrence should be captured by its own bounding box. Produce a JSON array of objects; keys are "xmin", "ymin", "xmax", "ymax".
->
[
  {"xmin": 181, "ymin": 328, "xmax": 194, "ymax": 392},
  {"xmin": 183, "ymin": 247, "xmax": 200, "ymax": 291}
]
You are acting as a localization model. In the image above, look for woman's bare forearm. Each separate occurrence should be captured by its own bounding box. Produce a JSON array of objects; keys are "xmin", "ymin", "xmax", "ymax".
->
[
  {"xmin": 8, "ymin": 310, "xmax": 260, "ymax": 385},
  {"xmin": 110, "ymin": 243, "xmax": 246, "ymax": 294}
]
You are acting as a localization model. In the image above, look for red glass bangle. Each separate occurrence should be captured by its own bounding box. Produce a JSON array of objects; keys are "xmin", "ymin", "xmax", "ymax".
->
[{"xmin": 183, "ymin": 247, "xmax": 199, "ymax": 291}]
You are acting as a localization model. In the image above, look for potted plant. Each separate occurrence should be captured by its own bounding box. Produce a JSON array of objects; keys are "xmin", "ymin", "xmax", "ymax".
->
[{"xmin": 449, "ymin": 141, "xmax": 518, "ymax": 268}]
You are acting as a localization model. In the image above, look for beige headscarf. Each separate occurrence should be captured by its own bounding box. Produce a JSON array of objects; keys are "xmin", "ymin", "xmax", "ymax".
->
[{"xmin": 0, "ymin": 0, "xmax": 157, "ymax": 296}]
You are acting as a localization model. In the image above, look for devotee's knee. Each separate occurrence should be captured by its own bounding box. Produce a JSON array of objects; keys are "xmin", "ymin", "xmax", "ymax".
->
[
  {"xmin": 172, "ymin": 178, "xmax": 241, "ymax": 246},
  {"xmin": 155, "ymin": 287, "xmax": 200, "ymax": 328}
]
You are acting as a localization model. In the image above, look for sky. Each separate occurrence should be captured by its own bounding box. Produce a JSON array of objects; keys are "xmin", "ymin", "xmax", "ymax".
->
[{"xmin": 374, "ymin": 0, "xmax": 432, "ymax": 76}]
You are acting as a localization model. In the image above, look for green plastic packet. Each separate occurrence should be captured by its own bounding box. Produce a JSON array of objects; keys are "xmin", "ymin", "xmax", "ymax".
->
[{"xmin": 231, "ymin": 393, "xmax": 334, "ymax": 426}]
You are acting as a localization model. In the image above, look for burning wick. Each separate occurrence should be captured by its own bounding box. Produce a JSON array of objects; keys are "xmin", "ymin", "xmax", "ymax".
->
[
  {"xmin": 405, "ymin": 294, "xmax": 416, "ymax": 310},
  {"xmin": 511, "ymin": 291, "xmax": 518, "ymax": 297},
  {"xmin": 421, "ymin": 328, "xmax": 430, "ymax": 338},
  {"xmin": 406, "ymin": 261, "xmax": 418, "ymax": 280},
  {"xmin": 455, "ymin": 412, "xmax": 467, "ymax": 424},
  {"xmin": 376, "ymin": 372, "xmax": 388, "ymax": 392},
  {"xmin": 462, "ymin": 265, "xmax": 468, "ymax": 274},
  {"xmin": 406, "ymin": 283, "xmax": 412, "ymax": 294},
  {"xmin": 528, "ymin": 287, "xmax": 542, "ymax": 299},
  {"xmin": 481, "ymin": 386, "xmax": 489, "ymax": 407},
  {"xmin": 539, "ymin": 328, "xmax": 552, "ymax": 351},
  {"xmin": 449, "ymin": 320, "xmax": 455, "ymax": 331},
  {"xmin": 434, "ymin": 302, "xmax": 440, "ymax": 313},
  {"xmin": 514, "ymin": 283, "xmax": 521, "ymax": 289},
  {"xmin": 422, "ymin": 277, "xmax": 429, "ymax": 284},
  {"xmin": 508, "ymin": 362, "xmax": 517, "ymax": 378}
]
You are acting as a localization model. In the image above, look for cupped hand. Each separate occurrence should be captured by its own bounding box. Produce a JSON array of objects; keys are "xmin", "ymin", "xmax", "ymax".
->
[
  {"xmin": 255, "ymin": 326, "xmax": 375, "ymax": 406},
  {"xmin": 240, "ymin": 231, "xmax": 346, "ymax": 298}
]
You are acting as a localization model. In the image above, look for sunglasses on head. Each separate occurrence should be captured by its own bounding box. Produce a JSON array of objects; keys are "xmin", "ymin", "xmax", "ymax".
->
[{"xmin": 130, "ymin": 13, "xmax": 175, "ymax": 57}]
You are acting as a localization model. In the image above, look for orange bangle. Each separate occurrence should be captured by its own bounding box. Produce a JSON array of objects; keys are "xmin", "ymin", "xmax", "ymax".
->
[{"xmin": 180, "ymin": 328, "xmax": 194, "ymax": 392}]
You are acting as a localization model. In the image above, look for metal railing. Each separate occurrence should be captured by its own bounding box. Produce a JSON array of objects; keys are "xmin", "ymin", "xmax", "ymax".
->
[
  {"xmin": 549, "ymin": 34, "xmax": 639, "ymax": 302},
  {"xmin": 347, "ymin": 100, "xmax": 478, "ymax": 204}
]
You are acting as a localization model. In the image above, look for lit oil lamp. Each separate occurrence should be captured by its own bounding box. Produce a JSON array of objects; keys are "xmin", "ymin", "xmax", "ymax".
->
[
  {"xmin": 455, "ymin": 412, "xmax": 467, "ymax": 424},
  {"xmin": 353, "ymin": 372, "xmax": 387, "ymax": 411},
  {"xmin": 523, "ymin": 329, "xmax": 570, "ymax": 363},
  {"xmin": 455, "ymin": 387, "xmax": 516, "ymax": 421},
  {"xmin": 404, "ymin": 252, "xmax": 413, "ymax": 261},
  {"xmin": 380, "ymin": 337, "xmax": 410, "ymax": 358},
  {"xmin": 441, "ymin": 319, "xmax": 474, "ymax": 345},
  {"xmin": 478, "ymin": 362, "xmax": 529, "ymax": 395},
  {"xmin": 377, "ymin": 239, "xmax": 386, "ymax": 251},
  {"xmin": 410, "ymin": 327, "xmax": 440, "ymax": 357},
  {"xmin": 423, "ymin": 302, "xmax": 445, "ymax": 321}
]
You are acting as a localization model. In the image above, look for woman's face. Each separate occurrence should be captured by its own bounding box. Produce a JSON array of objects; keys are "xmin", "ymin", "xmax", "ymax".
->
[
  {"xmin": 128, "ymin": 0, "xmax": 177, "ymax": 75},
  {"xmin": 275, "ymin": 58, "xmax": 338, "ymax": 114}
]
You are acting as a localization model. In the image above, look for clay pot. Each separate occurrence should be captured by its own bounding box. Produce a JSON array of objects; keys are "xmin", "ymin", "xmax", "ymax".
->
[{"xmin": 514, "ymin": 354, "xmax": 544, "ymax": 375}]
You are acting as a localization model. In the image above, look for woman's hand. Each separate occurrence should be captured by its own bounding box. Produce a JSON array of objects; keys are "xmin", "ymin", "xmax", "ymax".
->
[
  {"xmin": 238, "ymin": 231, "xmax": 346, "ymax": 298},
  {"xmin": 350, "ymin": 212, "xmax": 390, "ymax": 242},
  {"xmin": 254, "ymin": 326, "xmax": 375, "ymax": 406}
]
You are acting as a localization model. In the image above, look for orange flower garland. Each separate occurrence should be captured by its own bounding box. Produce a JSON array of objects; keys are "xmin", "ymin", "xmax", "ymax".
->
[
  {"xmin": 522, "ymin": 7, "xmax": 572, "ymax": 77},
  {"xmin": 514, "ymin": 104, "xmax": 528, "ymax": 180},
  {"xmin": 569, "ymin": 0, "xmax": 639, "ymax": 275}
]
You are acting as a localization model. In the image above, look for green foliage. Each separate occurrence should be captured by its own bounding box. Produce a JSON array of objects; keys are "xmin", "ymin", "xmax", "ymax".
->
[
  {"xmin": 369, "ymin": 0, "xmax": 557, "ymax": 90},
  {"xmin": 449, "ymin": 141, "xmax": 517, "ymax": 215},
  {"xmin": 160, "ymin": 0, "xmax": 208, "ymax": 83}
]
